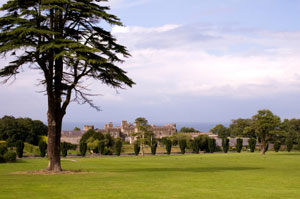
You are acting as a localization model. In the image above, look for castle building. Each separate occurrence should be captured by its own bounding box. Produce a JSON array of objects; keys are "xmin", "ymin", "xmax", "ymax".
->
[{"xmin": 61, "ymin": 121, "xmax": 177, "ymax": 144}]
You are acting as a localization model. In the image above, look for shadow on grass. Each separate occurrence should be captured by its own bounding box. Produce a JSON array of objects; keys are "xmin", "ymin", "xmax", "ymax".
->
[
  {"xmin": 274, "ymin": 153, "xmax": 300, "ymax": 156},
  {"xmin": 114, "ymin": 167, "xmax": 263, "ymax": 173}
]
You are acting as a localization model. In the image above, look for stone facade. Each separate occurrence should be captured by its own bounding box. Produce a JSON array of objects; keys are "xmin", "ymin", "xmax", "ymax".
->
[{"xmin": 61, "ymin": 121, "xmax": 177, "ymax": 144}]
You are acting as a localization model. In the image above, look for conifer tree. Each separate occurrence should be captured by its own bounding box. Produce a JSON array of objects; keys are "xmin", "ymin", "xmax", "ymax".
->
[{"xmin": 0, "ymin": 0, "xmax": 134, "ymax": 171}]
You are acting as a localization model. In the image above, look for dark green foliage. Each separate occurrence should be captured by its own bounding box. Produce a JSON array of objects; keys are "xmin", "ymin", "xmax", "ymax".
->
[
  {"xmin": 248, "ymin": 138, "xmax": 256, "ymax": 152},
  {"xmin": 115, "ymin": 138, "xmax": 122, "ymax": 156},
  {"xmin": 134, "ymin": 142, "xmax": 140, "ymax": 156},
  {"xmin": 210, "ymin": 124, "xmax": 229, "ymax": 139},
  {"xmin": 298, "ymin": 139, "xmax": 300, "ymax": 152},
  {"xmin": 79, "ymin": 142, "xmax": 87, "ymax": 157},
  {"xmin": 166, "ymin": 139, "xmax": 172, "ymax": 155},
  {"xmin": 98, "ymin": 140, "xmax": 105, "ymax": 155},
  {"xmin": 104, "ymin": 133, "xmax": 115, "ymax": 148},
  {"xmin": 274, "ymin": 142, "xmax": 281, "ymax": 152},
  {"xmin": 192, "ymin": 137, "xmax": 201, "ymax": 153},
  {"xmin": 0, "ymin": 155, "xmax": 5, "ymax": 163},
  {"xmin": 80, "ymin": 130, "xmax": 104, "ymax": 144},
  {"xmin": 0, "ymin": 116, "xmax": 47, "ymax": 146},
  {"xmin": 38, "ymin": 141, "xmax": 47, "ymax": 157},
  {"xmin": 4, "ymin": 151, "xmax": 16, "ymax": 162},
  {"xmin": 236, "ymin": 138, "xmax": 243, "ymax": 153},
  {"xmin": 161, "ymin": 137, "xmax": 168, "ymax": 146},
  {"xmin": 208, "ymin": 138, "xmax": 216, "ymax": 153},
  {"xmin": 222, "ymin": 138, "xmax": 229, "ymax": 153},
  {"xmin": 61, "ymin": 142, "xmax": 68, "ymax": 157},
  {"xmin": 286, "ymin": 138, "xmax": 293, "ymax": 152},
  {"xmin": 103, "ymin": 147, "xmax": 113, "ymax": 155},
  {"xmin": 180, "ymin": 127, "xmax": 197, "ymax": 132},
  {"xmin": 199, "ymin": 135, "xmax": 209, "ymax": 152},
  {"xmin": 179, "ymin": 139, "xmax": 187, "ymax": 154},
  {"xmin": 0, "ymin": 144, "xmax": 8, "ymax": 156},
  {"xmin": 229, "ymin": 118, "xmax": 253, "ymax": 137},
  {"xmin": 151, "ymin": 143, "xmax": 157, "ymax": 155},
  {"xmin": 16, "ymin": 140, "xmax": 24, "ymax": 158}
]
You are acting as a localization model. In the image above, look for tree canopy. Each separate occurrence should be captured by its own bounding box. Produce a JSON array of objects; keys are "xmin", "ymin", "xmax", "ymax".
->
[{"xmin": 0, "ymin": 0, "xmax": 134, "ymax": 171}]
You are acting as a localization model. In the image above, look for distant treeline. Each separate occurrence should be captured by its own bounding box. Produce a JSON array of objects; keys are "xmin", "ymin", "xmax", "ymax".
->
[{"xmin": 0, "ymin": 116, "xmax": 48, "ymax": 146}]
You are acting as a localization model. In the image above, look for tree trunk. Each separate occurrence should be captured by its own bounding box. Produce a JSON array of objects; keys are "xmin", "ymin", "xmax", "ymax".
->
[
  {"xmin": 260, "ymin": 138, "xmax": 266, "ymax": 155},
  {"xmin": 47, "ymin": 111, "xmax": 62, "ymax": 172}
]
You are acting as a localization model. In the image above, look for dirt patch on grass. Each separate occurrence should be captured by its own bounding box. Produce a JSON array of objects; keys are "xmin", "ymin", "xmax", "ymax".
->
[{"xmin": 12, "ymin": 169, "xmax": 93, "ymax": 175}]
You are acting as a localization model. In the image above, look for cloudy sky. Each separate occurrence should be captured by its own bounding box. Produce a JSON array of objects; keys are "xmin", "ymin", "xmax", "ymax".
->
[{"xmin": 1, "ymin": 0, "xmax": 300, "ymax": 128}]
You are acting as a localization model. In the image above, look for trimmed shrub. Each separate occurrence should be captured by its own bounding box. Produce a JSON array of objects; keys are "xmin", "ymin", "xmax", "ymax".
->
[
  {"xmin": 79, "ymin": 142, "xmax": 87, "ymax": 157},
  {"xmin": 192, "ymin": 137, "xmax": 200, "ymax": 154},
  {"xmin": 115, "ymin": 138, "xmax": 122, "ymax": 156},
  {"xmin": 134, "ymin": 142, "xmax": 140, "ymax": 156},
  {"xmin": 98, "ymin": 140, "xmax": 105, "ymax": 155},
  {"xmin": 236, "ymin": 138, "xmax": 243, "ymax": 153},
  {"xmin": 199, "ymin": 135, "xmax": 209, "ymax": 152},
  {"xmin": 222, "ymin": 138, "xmax": 229, "ymax": 153},
  {"xmin": 286, "ymin": 138, "xmax": 293, "ymax": 152},
  {"xmin": 248, "ymin": 138, "xmax": 256, "ymax": 152},
  {"xmin": 16, "ymin": 140, "xmax": 24, "ymax": 158},
  {"xmin": 298, "ymin": 139, "xmax": 300, "ymax": 152},
  {"xmin": 179, "ymin": 139, "xmax": 187, "ymax": 154},
  {"xmin": 39, "ymin": 141, "xmax": 47, "ymax": 157},
  {"xmin": 274, "ymin": 141, "xmax": 281, "ymax": 152},
  {"xmin": 0, "ymin": 144, "xmax": 8, "ymax": 156},
  {"xmin": 61, "ymin": 142, "xmax": 68, "ymax": 157},
  {"xmin": 103, "ymin": 147, "xmax": 113, "ymax": 155},
  {"xmin": 166, "ymin": 139, "xmax": 172, "ymax": 155},
  {"xmin": 4, "ymin": 151, "xmax": 16, "ymax": 162},
  {"xmin": 151, "ymin": 143, "xmax": 157, "ymax": 155},
  {"xmin": 24, "ymin": 142, "xmax": 40, "ymax": 155},
  {"xmin": 208, "ymin": 138, "xmax": 216, "ymax": 153},
  {"xmin": 0, "ymin": 155, "xmax": 5, "ymax": 163}
]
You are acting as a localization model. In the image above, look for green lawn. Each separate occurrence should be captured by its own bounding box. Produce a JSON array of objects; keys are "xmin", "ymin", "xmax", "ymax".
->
[{"xmin": 1, "ymin": 152, "xmax": 300, "ymax": 199}]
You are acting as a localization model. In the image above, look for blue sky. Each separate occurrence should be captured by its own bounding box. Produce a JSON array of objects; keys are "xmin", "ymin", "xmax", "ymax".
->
[{"xmin": 1, "ymin": 0, "xmax": 300, "ymax": 129}]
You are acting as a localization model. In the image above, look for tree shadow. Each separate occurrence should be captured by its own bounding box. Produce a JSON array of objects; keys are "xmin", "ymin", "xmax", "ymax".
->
[{"xmin": 114, "ymin": 167, "xmax": 263, "ymax": 173}]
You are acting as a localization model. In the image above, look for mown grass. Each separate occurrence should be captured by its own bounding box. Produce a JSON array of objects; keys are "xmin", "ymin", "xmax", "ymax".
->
[{"xmin": 1, "ymin": 152, "xmax": 300, "ymax": 199}]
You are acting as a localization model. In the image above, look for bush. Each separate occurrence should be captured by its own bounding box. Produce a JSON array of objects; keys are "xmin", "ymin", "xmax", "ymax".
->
[
  {"xmin": 79, "ymin": 142, "xmax": 87, "ymax": 156},
  {"xmin": 0, "ymin": 144, "xmax": 8, "ymax": 156},
  {"xmin": 134, "ymin": 142, "xmax": 140, "ymax": 156},
  {"xmin": 248, "ymin": 138, "xmax": 256, "ymax": 152},
  {"xmin": 192, "ymin": 137, "xmax": 200, "ymax": 153},
  {"xmin": 24, "ymin": 142, "xmax": 40, "ymax": 155},
  {"xmin": 274, "ymin": 141, "xmax": 281, "ymax": 152},
  {"xmin": 199, "ymin": 135, "xmax": 209, "ymax": 152},
  {"xmin": 208, "ymin": 138, "xmax": 216, "ymax": 153},
  {"xmin": 4, "ymin": 151, "xmax": 16, "ymax": 162},
  {"xmin": 98, "ymin": 140, "xmax": 105, "ymax": 155},
  {"xmin": 222, "ymin": 138, "xmax": 229, "ymax": 153},
  {"xmin": 286, "ymin": 138, "xmax": 293, "ymax": 152},
  {"xmin": 61, "ymin": 142, "xmax": 68, "ymax": 157},
  {"xmin": 179, "ymin": 139, "xmax": 187, "ymax": 154},
  {"xmin": 39, "ymin": 141, "xmax": 47, "ymax": 157},
  {"xmin": 298, "ymin": 139, "xmax": 300, "ymax": 152},
  {"xmin": 151, "ymin": 143, "xmax": 157, "ymax": 155},
  {"xmin": 236, "ymin": 138, "xmax": 243, "ymax": 153},
  {"xmin": 0, "ymin": 155, "xmax": 5, "ymax": 163},
  {"xmin": 103, "ymin": 147, "xmax": 113, "ymax": 155},
  {"xmin": 166, "ymin": 139, "xmax": 172, "ymax": 155},
  {"xmin": 16, "ymin": 140, "xmax": 24, "ymax": 158},
  {"xmin": 115, "ymin": 138, "xmax": 122, "ymax": 156}
]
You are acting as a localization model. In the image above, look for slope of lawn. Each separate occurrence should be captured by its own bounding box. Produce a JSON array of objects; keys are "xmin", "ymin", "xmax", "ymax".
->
[{"xmin": 0, "ymin": 152, "xmax": 300, "ymax": 199}]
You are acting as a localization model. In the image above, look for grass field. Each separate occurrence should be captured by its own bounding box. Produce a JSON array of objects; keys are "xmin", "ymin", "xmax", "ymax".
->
[{"xmin": 1, "ymin": 152, "xmax": 300, "ymax": 199}]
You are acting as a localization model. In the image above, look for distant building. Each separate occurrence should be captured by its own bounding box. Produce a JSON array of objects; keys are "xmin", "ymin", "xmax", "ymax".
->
[{"xmin": 61, "ymin": 121, "xmax": 177, "ymax": 144}]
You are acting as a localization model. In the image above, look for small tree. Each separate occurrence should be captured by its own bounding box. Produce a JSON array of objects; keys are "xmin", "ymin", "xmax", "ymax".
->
[
  {"xmin": 166, "ymin": 139, "xmax": 172, "ymax": 155},
  {"xmin": 115, "ymin": 138, "xmax": 122, "ymax": 156},
  {"xmin": 179, "ymin": 139, "xmax": 187, "ymax": 154},
  {"xmin": 273, "ymin": 141, "xmax": 281, "ymax": 152},
  {"xmin": 134, "ymin": 141, "xmax": 140, "ymax": 156},
  {"xmin": 248, "ymin": 138, "xmax": 256, "ymax": 152},
  {"xmin": 16, "ymin": 140, "xmax": 24, "ymax": 158},
  {"xmin": 79, "ymin": 142, "xmax": 87, "ymax": 157},
  {"xmin": 61, "ymin": 142, "xmax": 68, "ymax": 157},
  {"xmin": 236, "ymin": 138, "xmax": 243, "ymax": 153},
  {"xmin": 286, "ymin": 138, "xmax": 293, "ymax": 152},
  {"xmin": 39, "ymin": 141, "xmax": 47, "ymax": 157},
  {"xmin": 151, "ymin": 143, "xmax": 157, "ymax": 155},
  {"xmin": 222, "ymin": 138, "xmax": 229, "ymax": 153},
  {"xmin": 208, "ymin": 138, "xmax": 216, "ymax": 153},
  {"xmin": 192, "ymin": 137, "xmax": 201, "ymax": 154},
  {"xmin": 98, "ymin": 140, "xmax": 105, "ymax": 155}
]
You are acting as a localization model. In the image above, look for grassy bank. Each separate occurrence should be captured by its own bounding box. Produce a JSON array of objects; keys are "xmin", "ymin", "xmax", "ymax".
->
[{"xmin": 0, "ymin": 152, "xmax": 300, "ymax": 199}]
